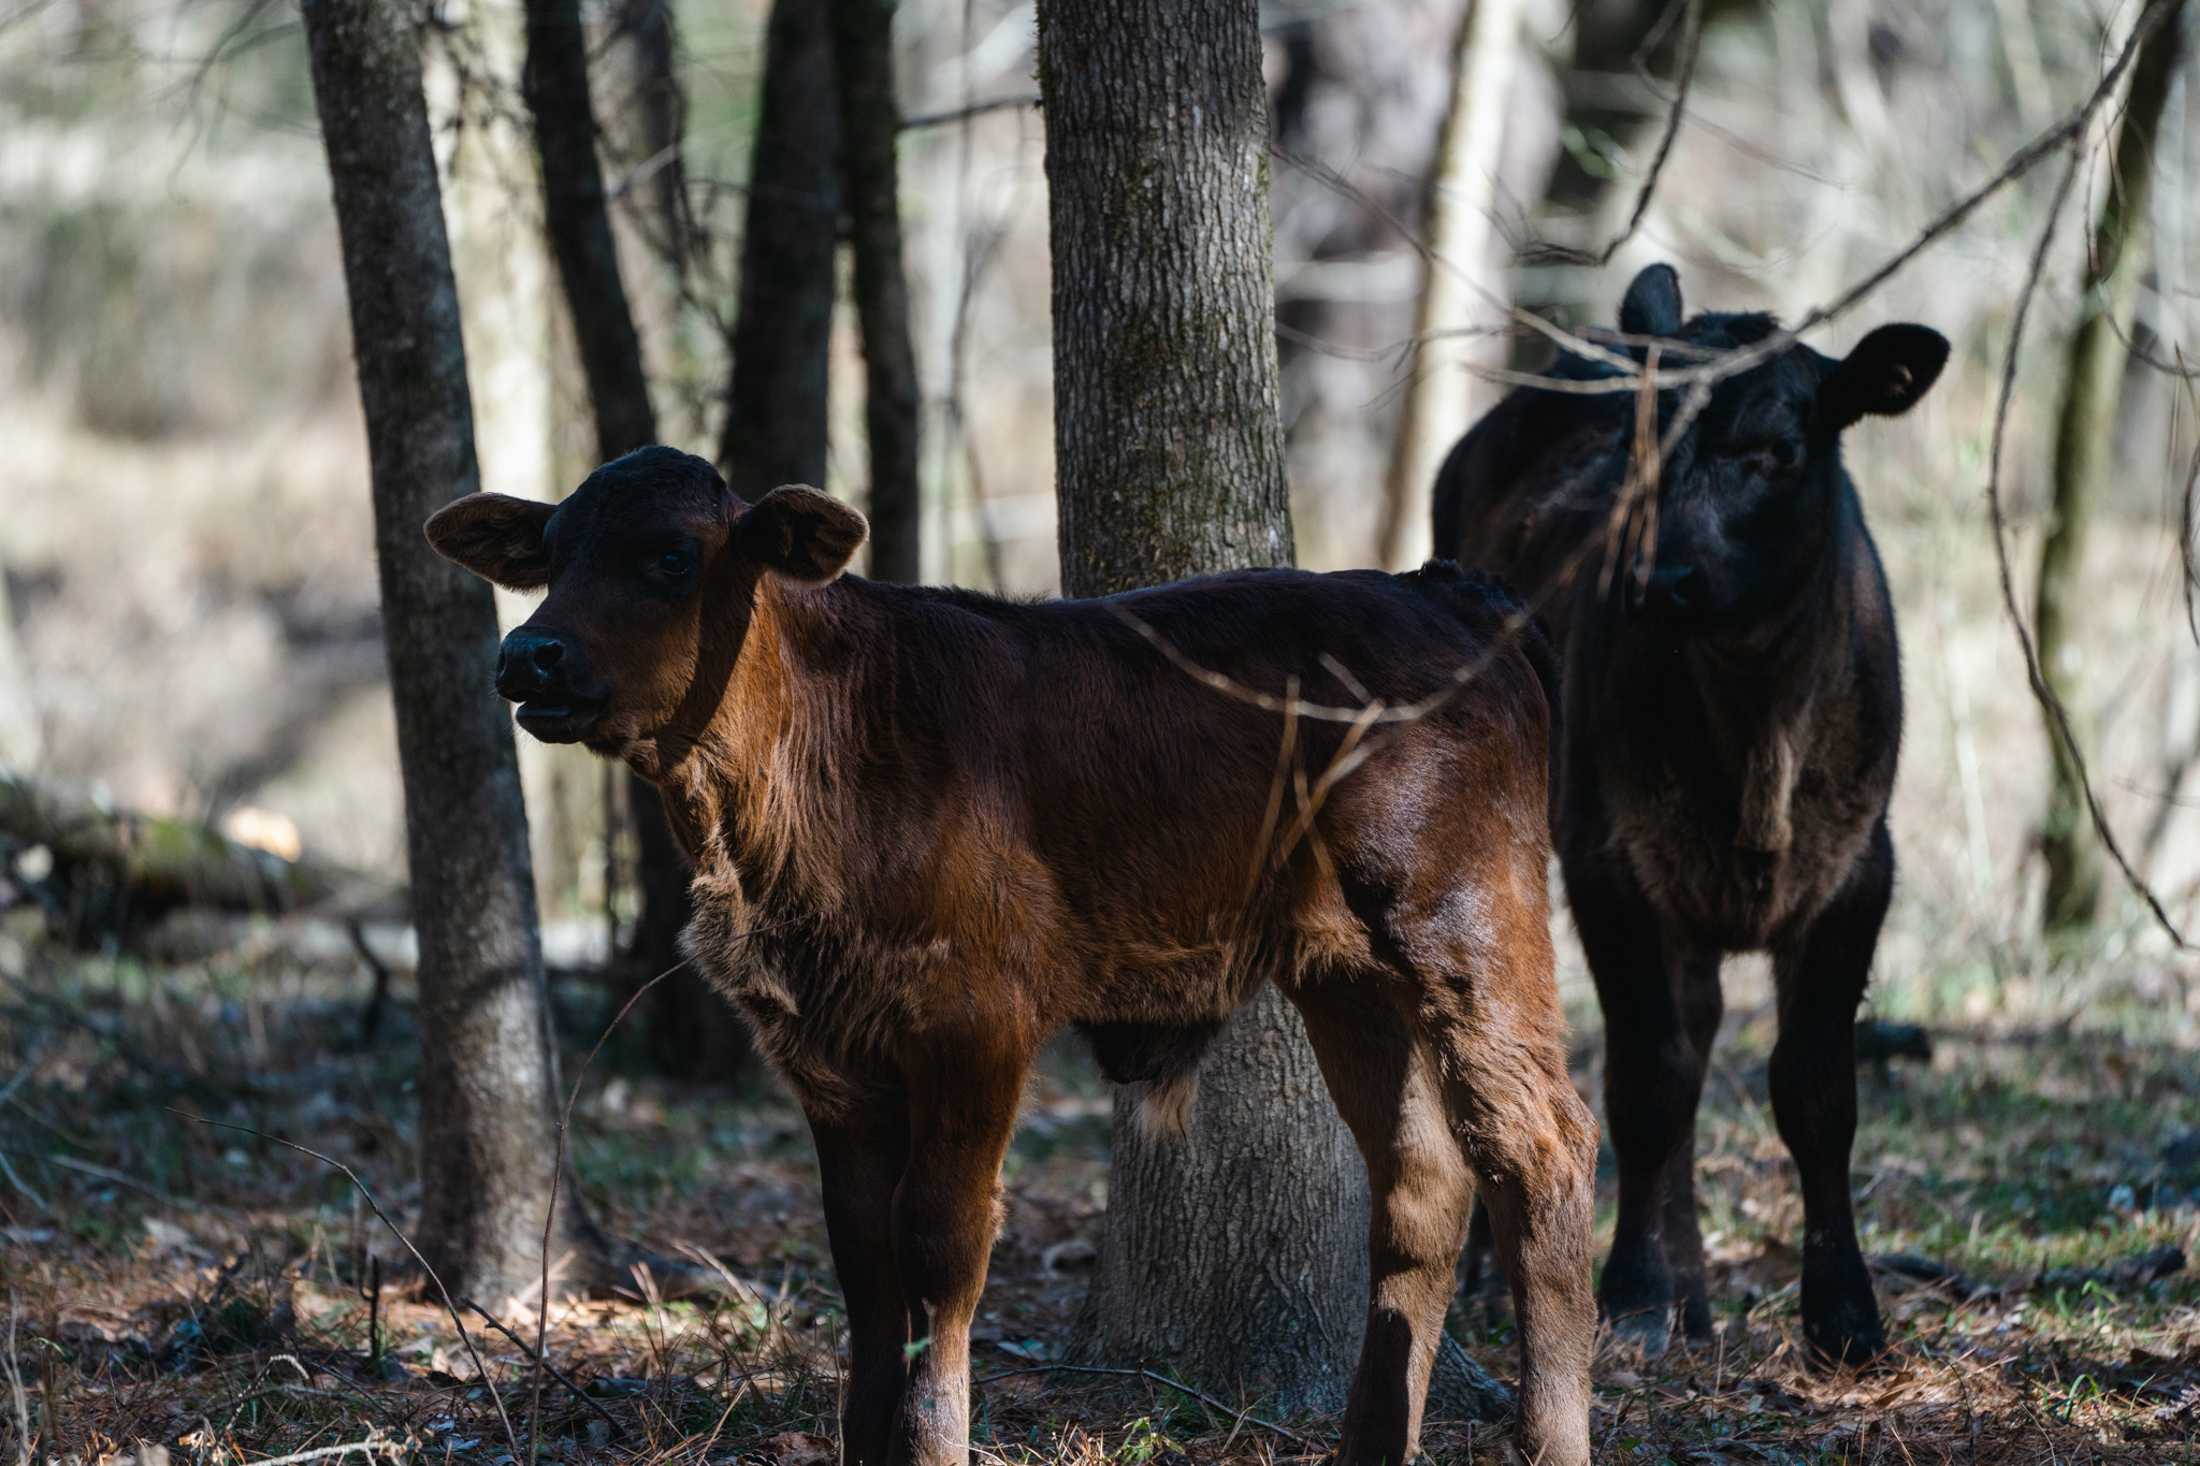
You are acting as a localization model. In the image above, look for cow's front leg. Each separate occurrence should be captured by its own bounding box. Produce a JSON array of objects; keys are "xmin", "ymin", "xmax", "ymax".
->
[{"xmin": 893, "ymin": 1033, "xmax": 1030, "ymax": 1466}]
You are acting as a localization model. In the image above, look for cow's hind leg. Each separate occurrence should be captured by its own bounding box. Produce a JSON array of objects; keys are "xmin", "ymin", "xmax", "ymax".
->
[
  {"xmin": 1771, "ymin": 823, "xmax": 1893, "ymax": 1369},
  {"xmin": 893, "ymin": 1033, "xmax": 1031, "ymax": 1466},
  {"xmin": 1292, "ymin": 979, "xmax": 1473, "ymax": 1466},
  {"xmin": 809, "ymin": 1096, "xmax": 914, "ymax": 1466}
]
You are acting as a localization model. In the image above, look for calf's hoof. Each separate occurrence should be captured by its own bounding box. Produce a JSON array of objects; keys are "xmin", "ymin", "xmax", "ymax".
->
[
  {"xmin": 1802, "ymin": 1301, "xmax": 1887, "ymax": 1371},
  {"xmin": 1677, "ymin": 1294, "xmax": 1715, "ymax": 1346}
]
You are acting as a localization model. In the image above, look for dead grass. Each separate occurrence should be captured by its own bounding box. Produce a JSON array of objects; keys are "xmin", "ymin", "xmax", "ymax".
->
[{"xmin": 2, "ymin": 911, "xmax": 2197, "ymax": 1466}]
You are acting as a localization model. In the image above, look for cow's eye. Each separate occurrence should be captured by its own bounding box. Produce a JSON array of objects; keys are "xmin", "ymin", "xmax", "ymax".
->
[{"xmin": 651, "ymin": 548, "xmax": 693, "ymax": 579}]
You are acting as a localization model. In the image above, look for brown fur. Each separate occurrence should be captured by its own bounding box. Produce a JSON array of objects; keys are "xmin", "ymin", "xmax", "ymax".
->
[{"xmin": 426, "ymin": 447, "xmax": 1596, "ymax": 1466}]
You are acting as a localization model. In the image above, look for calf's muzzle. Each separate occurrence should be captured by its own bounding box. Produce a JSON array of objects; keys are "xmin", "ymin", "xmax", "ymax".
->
[{"xmin": 495, "ymin": 626, "xmax": 608, "ymax": 743}]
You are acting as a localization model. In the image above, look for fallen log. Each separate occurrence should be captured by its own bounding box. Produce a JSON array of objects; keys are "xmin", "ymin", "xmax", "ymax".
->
[{"xmin": 0, "ymin": 768, "xmax": 397, "ymax": 937}]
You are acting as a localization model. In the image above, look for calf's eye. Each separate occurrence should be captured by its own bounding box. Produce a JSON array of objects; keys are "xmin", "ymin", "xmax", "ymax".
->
[{"xmin": 653, "ymin": 548, "xmax": 693, "ymax": 578}]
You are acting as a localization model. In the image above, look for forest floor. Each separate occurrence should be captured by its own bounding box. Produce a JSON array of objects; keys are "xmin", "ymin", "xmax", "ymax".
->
[{"xmin": 3, "ymin": 920, "xmax": 2199, "ymax": 1466}]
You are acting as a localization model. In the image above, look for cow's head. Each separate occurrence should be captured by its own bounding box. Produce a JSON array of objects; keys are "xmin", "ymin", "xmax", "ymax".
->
[
  {"xmin": 1610, "ymin": 263, "xmax": 1947, "ymax": 624},
  {"xmin": 424, "ymin": 446, "xmax": 866, "ymax": 753}
]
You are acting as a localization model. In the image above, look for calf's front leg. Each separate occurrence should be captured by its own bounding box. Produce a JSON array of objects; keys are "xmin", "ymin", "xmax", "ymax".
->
[
  {"xmin": 893, "ymin": 1038, "xmax": 1029, "ymax": 1466},
  {"xmin": 1769, "ymin": 823, "xmax": 1893, "ymax": 1369},
  {"xmin": 810, "ymin": 1097, "xmax": 914, "ymax": 1466}
]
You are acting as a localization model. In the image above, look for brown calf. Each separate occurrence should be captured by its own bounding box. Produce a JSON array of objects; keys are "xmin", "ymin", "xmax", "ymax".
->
[{"xmin": 427, "ymin": 446, "xmax": 1596, "ymax": 1466}]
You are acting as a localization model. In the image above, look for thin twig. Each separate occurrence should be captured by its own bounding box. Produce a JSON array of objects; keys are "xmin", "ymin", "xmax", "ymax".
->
[
  {"xmin": 460, "ymin": 1297, "xmax": 622, "ymax": 1436},
  {"xmin": 1530, "ymin": 0, "xmax": 1705, "ymax": 267},
  {"xmin": 528, "ymin": 956, "xmax": 694, "ymax": 1466},
  {"xmin": 970, "ymin": 1362, "xmax": 1314, "ymax": 1448},
  {"xmin": 901, "ymin": 92, "xmax": 1039, "ymax": 132},
  {"xmin": 234, "ymin": 1434, "xmax": 403, "ymax": 1466},
  {"xmin": 168, "ymin": 1110, "xmax": 524, "ymax": 1463}
]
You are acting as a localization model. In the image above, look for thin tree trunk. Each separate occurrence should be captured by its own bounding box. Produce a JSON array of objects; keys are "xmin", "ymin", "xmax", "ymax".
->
[
  {"xmin": 520, "ymin": 0, "xmax": 739, "ymax": 1079},
  {"xmin": 2033, "ymin": 0, "xmax": 2186, "ymax": 933},
  {"xmin": 1376, "ymin": 0, "xmax": 1523, "ymax": 570},
  {"xmin": 1038, "ymin": 0, "xmax": 1354, "ymax": 1409},
  {"xmin": 301, "ymin": 0, "xmax": 606, "ymax": 1299},
  {"xmin": 716, "ymin": 0, "xmax": 840, "ymax": 501},
  {"xmin": 833, "ymin": 0, "xmax": 922, "ymax": 582},
  {"xmin": 522, "ymin": 0, "xmax": 654, "ymax": 460}
]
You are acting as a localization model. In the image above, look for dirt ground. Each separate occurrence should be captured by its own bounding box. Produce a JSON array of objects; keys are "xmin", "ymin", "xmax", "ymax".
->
[{"xmin": 3, "ymin": 906, "xmax": 2197, "ymax": 1466}]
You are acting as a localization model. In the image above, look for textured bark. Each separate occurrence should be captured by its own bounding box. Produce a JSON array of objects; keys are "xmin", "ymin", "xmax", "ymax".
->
[
  {"xmin": 716, "ymin": 0, "xmax": 840, "ymax": 502},
  {"xmin": 301, "ymin": 0, "xmax": 605, "ymax": 1299},
  {"xmin": 833, "ymin": 0, "xmax": 922, "ymax": 582},
  {"xmin": 2033, "ymin": 0, "xmax": 2185, "ymax": 933},
  {"xmin": 1040, "ymin": 0, "xmax": 1294, "ymax": 596},
  {"xmin": 1038, "ymin": 0, "xmax": 1355, "ymax": 1409},
  {"xmin": 520, "ymin": 0, "xmax": 736, "ymax": 1077}
]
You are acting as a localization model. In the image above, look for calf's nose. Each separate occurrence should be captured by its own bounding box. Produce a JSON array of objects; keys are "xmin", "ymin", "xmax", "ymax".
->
[
  {"xmin": 1633, "ymin": 561, "xmax": 1707, "ymax": 615},
  {"xmin": 496, "ymin": 628, "xmax": 570, "ymax": 701}
]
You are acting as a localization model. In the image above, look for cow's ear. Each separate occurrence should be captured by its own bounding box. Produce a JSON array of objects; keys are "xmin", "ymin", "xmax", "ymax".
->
[
  {"xmin": 1619, "ymin": 263, "xmax": 1684, "ymax": 338},
  {"xmin": 737, "ymin": 486, "xmax": 868, "ymax": 586},
  {"xmin": 1819, "ymin": 324, "xmax": 1949, "ymax": 430},
  {"xmin": 425, "ymin": 493, "xmax": 555, "ymax": 590}
]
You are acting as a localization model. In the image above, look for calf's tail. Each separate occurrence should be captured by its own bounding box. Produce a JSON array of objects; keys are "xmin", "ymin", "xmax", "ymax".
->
[{"xmin": 1076, "ymin": 1018, "xmax": 1227, "ymax": 1140}]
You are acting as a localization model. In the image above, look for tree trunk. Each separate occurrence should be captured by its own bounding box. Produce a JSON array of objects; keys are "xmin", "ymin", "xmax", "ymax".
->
[
  {"xmin": 2033, "ymin": 0, "xmax": 2185, "ymax": 933},
  {"xmin": 301, "ymin": 0, "xmax": 606, "ymax": 1300},
  {"xmin": 522, "ymin": 0, "xmax": 655, "ymax": 461},
  {"xmin": 1375, "ymin": 0, "xmax": 1525, "ymax": 570},
  {"xmin": 716, "ymin": 0, "xmax": 840, "ymax": 501},
  {"xmin": 1038, "ymin": 0, "xmax": 1355, "ymax": 1409},
  {"xmin": 519, "ymin": 0, "xmax": 740, "ymax": 1079},
  {"xmin": 833, "ymin": 0, "xmax": 922, "ymax": 582}
]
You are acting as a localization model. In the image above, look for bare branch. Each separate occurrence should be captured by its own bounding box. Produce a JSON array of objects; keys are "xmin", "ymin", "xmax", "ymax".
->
[{"xmin": 901, "ymin": 92, "xmax": 1039, "ymax": 131}]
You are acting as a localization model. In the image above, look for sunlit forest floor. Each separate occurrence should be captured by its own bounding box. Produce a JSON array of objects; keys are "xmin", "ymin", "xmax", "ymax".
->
[{"xmin": 4, "ymin": 921, "xmax": 2199, "ymax": 1466}]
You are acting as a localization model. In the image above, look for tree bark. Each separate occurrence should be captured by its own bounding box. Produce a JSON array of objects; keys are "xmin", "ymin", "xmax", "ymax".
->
[
  {"xmin": 716, "ymin": 0, "xmax": 840, "ymax": 502},
  {"xmin": 301, "ymin": 0, "xmax": 606, "ymax": 1299},
  {"xmin": 1038, "ymin": 0, "xmax": 1356, "ymax": 1409},
  {"xmin": 2033, "ymin": 0, "xmax": 2186, "ymax": 933},
  {"xmin": 833, "ymin": 0, "xmax": 922, "ymax": 582},
  {"xmin": 519, "ymin": 0, "xmax": 740, "ymax": 1079}
]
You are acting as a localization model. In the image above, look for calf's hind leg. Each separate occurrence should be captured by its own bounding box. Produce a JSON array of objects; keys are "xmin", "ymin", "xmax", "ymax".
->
[
  {"xmin": 893, "ymin": 1035, "xmax": 1031, "ymax": 1466},
  {"xmin": 1438, "ymin": 981, "xmax": 1597, "ymax": 1466},
  {"xmin": 1291, "ymin": 981, "xmax": 1474, "ymax": 1466},
  {"xmin": 1771, "ymin": 823, "xmax": 1893, "ymax": 1369}
]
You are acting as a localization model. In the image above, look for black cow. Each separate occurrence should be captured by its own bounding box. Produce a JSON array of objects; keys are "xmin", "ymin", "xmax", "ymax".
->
[{"xmin": 1434, "ymin": 263, "xmax": 1947, "ymax": 1366}]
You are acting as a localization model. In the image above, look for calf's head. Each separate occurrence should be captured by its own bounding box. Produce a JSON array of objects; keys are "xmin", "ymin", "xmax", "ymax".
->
[
  {"xmin": 1608, "ymin": 264, "xmax": 1947, "ymax": 624},
  {"xmin": 423, "ymin": 446, "xmax": 867, "ymax": 752}
]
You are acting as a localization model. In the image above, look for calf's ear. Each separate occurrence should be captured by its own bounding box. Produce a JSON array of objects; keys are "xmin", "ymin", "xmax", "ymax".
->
[
  {"xmin": 738, "ymin": 486, "xmax": 869, "ymax": 586},
  {"xmin": 424, "ymin": 493, "xmax": 555, "ymax": 590},
  {"xmin": 1819, "ymin": 323, "xmax": 1949, "ymax": 430},
  {"xmin": 1619, "ymin": 263, "xmax": 1684, "ymax": 337}
]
